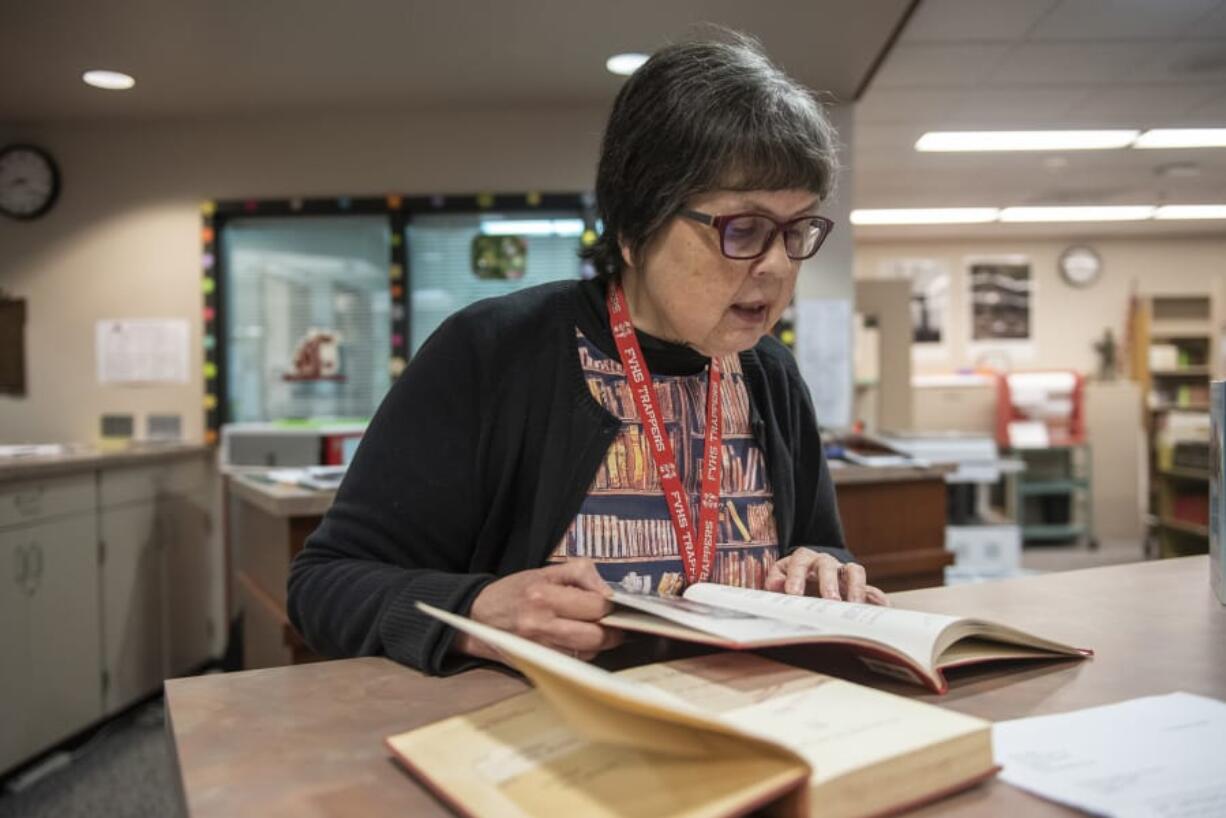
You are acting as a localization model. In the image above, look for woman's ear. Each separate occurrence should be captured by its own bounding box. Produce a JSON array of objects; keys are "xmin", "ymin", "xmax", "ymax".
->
[{"xmin": 619, "ymin": 237, "xmax": 635, "ymax": 272}]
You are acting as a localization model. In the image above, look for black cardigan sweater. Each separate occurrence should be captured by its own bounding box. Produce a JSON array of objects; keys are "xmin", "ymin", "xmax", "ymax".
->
[{"xmin": 287, "ymin": 277, "xmax": 850, "ymax": 674}]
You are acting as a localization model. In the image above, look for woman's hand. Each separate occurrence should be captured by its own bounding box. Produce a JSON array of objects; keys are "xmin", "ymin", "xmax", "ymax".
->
[
  {"xmin": 454, "ymin": 559, "xmax": 625, "ymax": 662},
  {"xmin": 765, "ymin": 547, "xmax": 890, "ymax": 606}
]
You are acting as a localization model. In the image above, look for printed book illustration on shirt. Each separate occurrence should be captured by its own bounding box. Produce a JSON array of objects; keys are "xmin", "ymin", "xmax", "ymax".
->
[
  {"xmin": 602, "ymin": 583, "xmax": 1091, "ymax": 694},
  {"xmin": 390, "ymin": 603, "xmax": 997, "ymax": 818},
  {"xmin": 550, "ymin": 329, "xmax": 781, "ymax": 596}
]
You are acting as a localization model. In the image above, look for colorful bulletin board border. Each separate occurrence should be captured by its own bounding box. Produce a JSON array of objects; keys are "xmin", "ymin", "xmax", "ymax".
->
[{"xmin": 200, "ymin": 192, "xmax": 597, "ymax": 445}]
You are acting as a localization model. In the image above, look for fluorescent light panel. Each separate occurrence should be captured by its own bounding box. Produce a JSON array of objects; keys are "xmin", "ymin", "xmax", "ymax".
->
[
  {"xmin": 480, "ymin": 219, "xmax": 585, "ymax": 236},
  {"xmin": 850, "ymin": 208, "xmax": 999, "ymax": 225},
  {"xmin": 1154, "ymin": 205, "xmax": 1226, "ymax": 220},
  {"xmin": 1134, "ymin": 129, "xmax": 1226, "ymax": 149},
  {"xmin": 853, "ymin": 204, "xmax": 1226, "ymax": 225},
  {"xmin": 606, "ymin": 53, "xmax": 649, "ymax": 76},
  {"xmin": 82, "ymin": 69, "xmax": 135, "ymax": 90},
  {"xmin": 916, "ymin": 130, "xmax": 1138, "ymax": 152},
  {"xmin": 999, "ymin": 206, "xmax": 1155, "ymax": 222}
]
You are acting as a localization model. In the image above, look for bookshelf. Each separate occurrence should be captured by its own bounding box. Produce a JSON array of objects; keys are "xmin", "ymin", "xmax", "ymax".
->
[{"xmin": 1131, "ymin": 293, "xmax": 1216, "ymax": 557}]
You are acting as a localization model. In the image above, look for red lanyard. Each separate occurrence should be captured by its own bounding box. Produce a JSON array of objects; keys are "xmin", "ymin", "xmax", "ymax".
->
[{"xmin": 607, "ymin": 281, "xmax": 722, "ymax": 586}]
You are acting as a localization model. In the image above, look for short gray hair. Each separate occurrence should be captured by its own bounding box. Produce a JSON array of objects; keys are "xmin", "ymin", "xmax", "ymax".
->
[{"xmin": 583, "ymin": 30, "xmax": 840, "ymax": 279}]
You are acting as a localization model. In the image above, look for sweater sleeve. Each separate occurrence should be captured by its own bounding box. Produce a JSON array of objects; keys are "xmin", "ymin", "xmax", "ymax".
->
[
  {"xmin": 784, "ymin": 355, "xmax": 855, "ymax": 565},
  {"xmin": 287, "ymin": 311, "xmax": 496, "ymax": 675}
]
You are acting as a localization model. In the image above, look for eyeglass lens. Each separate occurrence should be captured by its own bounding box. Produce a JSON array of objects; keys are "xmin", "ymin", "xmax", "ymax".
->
[{"xmin": 722, "ymin": 216, "xmax": 825, "ymax": 260}]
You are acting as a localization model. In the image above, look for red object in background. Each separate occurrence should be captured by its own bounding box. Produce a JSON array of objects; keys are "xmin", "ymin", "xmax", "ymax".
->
[
  {"xmin": 1173, "ymin": 493, "xmax": 1209, "ymax": 526},
  {"xmin": 322, "ymin": 433, "xmax": 363, "ymax": 465},
  {"xmin": 994, "ymin": 370, "xmax": 1086, "ymax": 448}
]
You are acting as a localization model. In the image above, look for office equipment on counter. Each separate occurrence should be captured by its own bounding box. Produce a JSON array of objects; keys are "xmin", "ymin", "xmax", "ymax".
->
[
  {"xmin": 994, "ymin": 692, "xmax": 1226, "ymax": 816},
  {"xmin": 220, "ymin": 421, "xmax": 365, "ymax": 468},
  {"xmin": 393, "ymin": 608, "xmax": 997, "ymax": 818},
  {"xmin": 880, "ymin": 431, "xmax": 1026, "ymax": 582}
]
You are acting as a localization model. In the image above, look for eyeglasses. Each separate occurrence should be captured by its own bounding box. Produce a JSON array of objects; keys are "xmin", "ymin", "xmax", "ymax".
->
[{"xmin": 679, "ymin": 209, "xmax": 835, "ymax": 261}]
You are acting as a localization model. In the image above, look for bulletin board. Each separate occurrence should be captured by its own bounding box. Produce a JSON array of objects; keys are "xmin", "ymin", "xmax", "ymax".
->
[{"xmin": 0, "ymin": 296, "xmax": 26, "ymax": 396}]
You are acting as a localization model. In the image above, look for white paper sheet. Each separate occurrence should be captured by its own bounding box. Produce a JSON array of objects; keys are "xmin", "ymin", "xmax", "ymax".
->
[
  {"xmin": 96, "ymin": 319, "xmax": 190, "ymax": 384},
  {"xmin": 795, "ymin": 298, "xmax": 851, "ymax": 430},
  {"xmin": 993, "ymin": 693, "xmax": 1226, "ymax": 818}
]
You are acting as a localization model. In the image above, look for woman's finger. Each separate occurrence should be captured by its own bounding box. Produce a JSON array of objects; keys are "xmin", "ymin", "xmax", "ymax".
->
[
  {"xmin": 785, "ymin": 550, "xmax": 819, "ymax": 595},
  {"xmin": 840, "ymin": 562, "xmax": 868, "ymax": 603},
  {"xmin": 545, "ymin": 558, "xmax": 613, "ymax": 596},
  {"xmin": 764, "ymin": 558, "xmax": 790, "ymax": 593},
  {"xmin": 812, "ymin": 554, "xmax": 842, "ymax": 600},
  {"xmin": 545, "ymin": 618, "xmax": 623, "ymax": 654},
  {"xmin": 864, "ymin": 585, "xmax": 891, "ymax": 607},
  {"xmin": 530, "ymin": 582, "xmax": 614, "ymax": 622}
]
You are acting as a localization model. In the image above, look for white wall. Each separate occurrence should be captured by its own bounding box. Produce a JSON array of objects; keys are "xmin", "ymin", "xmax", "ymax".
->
[
  {"xmin": 855, "ymin": 236, "xmax": 1226, "ymax": 376},
  {"xmin": 0, "ymin": 103, "xmax": 856, "ymax": 444}
]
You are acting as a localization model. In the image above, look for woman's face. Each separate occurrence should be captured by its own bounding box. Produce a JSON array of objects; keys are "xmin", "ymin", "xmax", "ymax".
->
[{"xmin": 620, "ymin": 188, "xmax": 819, "ymax": 359}]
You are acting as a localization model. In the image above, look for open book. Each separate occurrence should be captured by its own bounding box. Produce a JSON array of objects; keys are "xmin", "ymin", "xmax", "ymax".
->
[
  {"xmin": 603, "ymin": 583, "xmax": 1091, "ymax": 694},
  {"xmin": 389, "ymin": 603, "xmax": 996, "ymax": 818}
]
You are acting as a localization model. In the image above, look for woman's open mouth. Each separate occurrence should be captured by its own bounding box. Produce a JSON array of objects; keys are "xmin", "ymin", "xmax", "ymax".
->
[{"xmin": 729, "ymin": 301, "xmax": 769, "ymax": 324}]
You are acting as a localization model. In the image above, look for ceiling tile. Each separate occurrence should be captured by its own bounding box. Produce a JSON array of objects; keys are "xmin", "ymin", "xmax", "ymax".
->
[
  {"xmin": 1130, "ymin": 40, "xmax": 1226, "ymax": 82},
  {"xmin": 1058, "ymin": 83, "xmax": 1225, "ymax": 125},
  {"xmin": 989, "ymin": 41, "xmax": 1168, "ymax": 84},
  {"xmin": 872, "ymin": 44, "xmax": 1015, "ymax": 88},
  {"xmin": 901, "ymin": 0, "xmax": 1058, "ymax": 43},
  {"xmin": 1185, "ymin": 88, "xmax": 1226, "ymax": 117},
  {"xmin": 1030, "ymin": 0, "xmax": 1220, "ymax": 40},
  {"xmin": 855, "ymin": 88, "xmax": 972, "ymax": 125},
  {"xmin": 942, "ymin": 86, "xmax": 1091, "ymax": 125}
]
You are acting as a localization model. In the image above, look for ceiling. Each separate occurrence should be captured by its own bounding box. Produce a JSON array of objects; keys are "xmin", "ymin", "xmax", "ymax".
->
[
  {"xmin": 1, "ymin": 0, "xmax": 1223, "ymax": 240},
  {"xmin": 0, "ymin": 0, "xmax": 908, "ymax": 119},
  {"xmin": 854, "ymin": 0, "xmax": 1226, "ymax": 239}
]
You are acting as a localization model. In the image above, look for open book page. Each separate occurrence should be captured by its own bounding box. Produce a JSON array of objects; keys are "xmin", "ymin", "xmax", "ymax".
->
[
  {"xmin": 399, "ymin": 605, "xmax": 809, "ymax": 818},
  {"xmin": 387, "ymin": 690, "xmax": 807, "ymax": 818},
  {"xmin": 415, "ymin": 603, "xmax": 800, "ymax": 759},
  {"xmin": 607, "ymin": 588, "xmax": 825, "ymax": 644},
  {"xmin": 682, "ymin": 584, "xmax": 961, "ymax": 669},
  {"xmin": 624, "ymin": 654, "xmax": 994, "ymax": 818}
]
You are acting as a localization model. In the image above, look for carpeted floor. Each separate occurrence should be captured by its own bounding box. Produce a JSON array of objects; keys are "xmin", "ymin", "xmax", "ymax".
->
[{"xmin": 0, "ymin": 700, "xmax": 183, "ymax": 818}]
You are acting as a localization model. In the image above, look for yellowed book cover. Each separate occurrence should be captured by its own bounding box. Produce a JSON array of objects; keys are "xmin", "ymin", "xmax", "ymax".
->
[{"xmin": 388, "ymin": 605, "xmax": 997, "ymax": 818}]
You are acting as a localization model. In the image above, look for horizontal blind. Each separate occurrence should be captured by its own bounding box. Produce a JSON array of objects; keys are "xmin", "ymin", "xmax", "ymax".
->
[
  {"xmin": 223, "ymin": 216, "xmax": 391, "ymax": 423},
  {"xmin": 407, "ymin": 211, "xmax": 584, "ymax": 354}
]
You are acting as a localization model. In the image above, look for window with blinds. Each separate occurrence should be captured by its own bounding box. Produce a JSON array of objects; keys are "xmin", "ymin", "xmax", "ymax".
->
[
  {"xmin": 406, "ymin": 211, "xmax": 585, "ymax": 354},
  {"xmin": 222, "ymin": 216, "xmax": 391, "ymax": 423}
]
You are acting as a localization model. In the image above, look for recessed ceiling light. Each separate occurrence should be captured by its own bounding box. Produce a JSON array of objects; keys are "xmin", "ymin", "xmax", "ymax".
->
[
  {"xmin": 1134, "ymin": 129, "xmax": 1226, "ymax": 149},
  {"xmin": 606, "ymin": 53, "xmax": 649, "ymax": 77},
  {"xmin": 999, "ymin": 206, "xmax": 1155, "ymax": 223},
  {"xmin": 916, "ymin": 130, "xmax": 1139, "ymax": 152},
  {"xmin": 1154, "ymin": 205, "xmax": 1226, "ymax": 220},
  {"xmin": 83, "ymin": 70, "xmax": 135, "ymax": 90},
  {"xmin": 850, "ymin": 208, "xmax": 1000, "ymax": 225}
]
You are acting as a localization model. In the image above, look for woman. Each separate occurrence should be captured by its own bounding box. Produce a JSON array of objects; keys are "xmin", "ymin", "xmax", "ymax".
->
[{"xmin": 288, "ymin": 32, "xmax": 886, "ymax": 675}]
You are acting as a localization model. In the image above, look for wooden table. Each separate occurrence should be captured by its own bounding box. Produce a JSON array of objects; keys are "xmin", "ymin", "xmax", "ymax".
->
[{"xmin": 165, "ymin": 556, "xmax": 1225, "ymax": 817}]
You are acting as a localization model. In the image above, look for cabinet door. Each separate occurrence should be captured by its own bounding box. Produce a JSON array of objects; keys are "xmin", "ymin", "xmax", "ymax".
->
[
  {"xmin": 161, "ymin": 489, "xmax": 216, "ymax": 678},
  {"xmin": 0, "ymin": 532, "xmax": 30, "ymax": 774},
  {"xmin": 24, "ymin": 515, "xmax": 103, "ymax": 755},
  {"xmin": 100, "ymin": 502, "xmax": 163, "ymax": 713}
]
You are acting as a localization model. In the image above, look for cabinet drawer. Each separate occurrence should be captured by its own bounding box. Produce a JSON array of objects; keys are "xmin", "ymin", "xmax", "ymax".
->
[
  {"xmin": 0, "ymin": 474, "xmax": 96, "ymax": 528},
  {"xmin": 160, "ymin": 458, "xmax": 209, "ymax": 494},
  {"xmin": 99, "ymin": 466, "xmax": 159, "ymax": 508}
]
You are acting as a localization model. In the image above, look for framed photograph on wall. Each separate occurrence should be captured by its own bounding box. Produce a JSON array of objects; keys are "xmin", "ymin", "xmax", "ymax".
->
[
  {"xmin": 966, "ymin": 255, "xmax": 1033, "ymax": 344},
  {"xmin": 880, "ymin": 257, "xmax": 950, "ymax": 362}
]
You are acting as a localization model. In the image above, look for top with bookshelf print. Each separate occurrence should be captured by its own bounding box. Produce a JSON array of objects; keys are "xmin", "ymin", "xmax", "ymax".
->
[{"xmin": 551, "ymin": 329, "xmax": 780, "ymax": 596}]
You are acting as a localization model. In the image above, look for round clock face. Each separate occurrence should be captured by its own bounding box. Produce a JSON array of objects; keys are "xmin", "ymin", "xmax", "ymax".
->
[
  {"xmin": 0, "ymin": 144, "xmax": 60, "ymax": 220},
  {"xmin": 1059, "ymin": 245, "xmax": 1101, "ymax": 288}
]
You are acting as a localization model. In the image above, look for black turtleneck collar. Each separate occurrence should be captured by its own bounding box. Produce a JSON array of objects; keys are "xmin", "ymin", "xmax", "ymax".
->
[{"xmin": 572, "ymin": 277, "xmax": 711, "ymax": 376}]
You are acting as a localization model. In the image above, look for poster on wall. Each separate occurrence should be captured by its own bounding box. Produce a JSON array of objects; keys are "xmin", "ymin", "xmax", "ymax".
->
[
  {"xmin": 967, "ymin": 256, "xmax": 1033, "ymax": 343},
  {"xmin": 96, "ymin": 319, "xmax": 190, "ymax": 384},
  {"xmin": 880, "ymin": 258, "xmax": 950, "ymax": 347},
  {"xmin": 795, "ymin": 298, "xmax": 851, "ymax": 430}
]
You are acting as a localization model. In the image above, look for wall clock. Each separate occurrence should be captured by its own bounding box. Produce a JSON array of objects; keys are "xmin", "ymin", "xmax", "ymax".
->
[
  {"xmin": 0, "ymin": 144, "xmax": 61, "ymax": 220},
  {"xmin": 1058, "ymin": 245, "xmax": 1102, "ymax": 288}
]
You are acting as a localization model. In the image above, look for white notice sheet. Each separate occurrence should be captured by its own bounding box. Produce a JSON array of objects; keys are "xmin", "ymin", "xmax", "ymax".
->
[
  {"xmin": 96, "ymin": 319, "xmax": 190, "ymax": 384},
  {"xmin": 993, "ymin": 693, "xmax": 1226, "ymax": 818}
]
